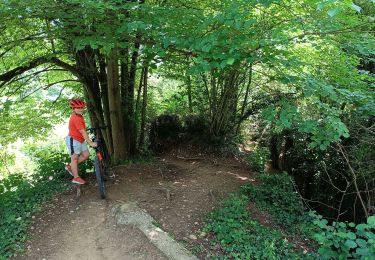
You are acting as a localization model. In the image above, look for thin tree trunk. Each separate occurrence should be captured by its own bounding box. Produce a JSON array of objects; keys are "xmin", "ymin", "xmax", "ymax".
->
[
  {"xmin": 186, "ymin": 74, "xmax": 193, "ymax": 113},
  {"xmin": 97, "ymin": 51, "xmax": 113, "ymax": 156},
  {"xmin": 75, "ymin": 48, "xmax": 109, "ymax": 151},
  {"xmin": 135, "ymin": 67, "xmax": 145, "ymax": 118},
  {"xmin": 236, "ymin": 64, "xmax": 253, "ymax": 134},
  {"xmin": 135, "ymin": 66, "xmax": 145, "ymax": 150},
  {"xmin": 107, "ymin": 56, "xmax": 127, "ymax": 161},
  {"xmin": 139, "ymin": 66, "xmax": 148, "ymax": 148},
  {"xmin": 120, "ymin": 53, "xmax": 130, "ymax": 154},
  {"xmin": 127, "ymin": 41, "xmax": 140, "ymax": 156}
]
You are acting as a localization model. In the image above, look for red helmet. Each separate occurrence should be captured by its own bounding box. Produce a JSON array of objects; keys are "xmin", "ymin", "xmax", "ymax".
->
[{"xmin": 69, "ymin": 98, "xmax": 86, "ymax": 109}]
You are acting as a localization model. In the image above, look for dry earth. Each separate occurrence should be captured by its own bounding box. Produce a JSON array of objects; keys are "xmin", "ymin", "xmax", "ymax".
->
[{"xmin": 14, "ymin": 148, "xmax": 254, "ymax": 259}]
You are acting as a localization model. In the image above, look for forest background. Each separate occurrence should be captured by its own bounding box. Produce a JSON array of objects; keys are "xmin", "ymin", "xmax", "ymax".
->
[{"xmin": 0, "ymin": 0, "xmax": 374, "ymax": 259}]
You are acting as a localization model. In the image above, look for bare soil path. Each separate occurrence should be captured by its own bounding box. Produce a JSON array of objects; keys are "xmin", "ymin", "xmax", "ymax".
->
[{"xmin": 14, "ymin": 149, "xmax": 254, "ymax": 259}]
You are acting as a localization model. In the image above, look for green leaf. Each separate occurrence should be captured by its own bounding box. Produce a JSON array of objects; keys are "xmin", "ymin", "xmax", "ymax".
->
[
  {"xmin": 226, "ymin": 58, "xmax": 235, "ymax": 65},
  {"xmin": 344, "ymin": 239, "xmax": 357, "ymax": 249},
  {"xmin": 367, "ymin": 216, "xmax": 375, "ymax": 227},
  {"xmin": 355, "ymin": 247, "xmax": 370, "ymax": 256},
  {"xmin": 355, "ymin": 238, "xmax": 367, "ymax": 248},
  {"xmin": 328, "ymin": 7, "xmax": 340, "ymax": 17},
  {"xmin": 356, "ymin": 224, "xmax": 368, "ymax": 231},
  {"xmin": 347, "ymin": 232, "xmax": 356, "ymax": 240},
  {"xmin": 314, "ymin": 233, "xmax": 325, "ymax": 242}
]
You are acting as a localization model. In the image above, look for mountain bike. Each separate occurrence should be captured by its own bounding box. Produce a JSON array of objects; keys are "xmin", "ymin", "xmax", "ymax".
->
[{"xmin": 87, "ymin": 127, "xmax": 109, "ymax": 199}]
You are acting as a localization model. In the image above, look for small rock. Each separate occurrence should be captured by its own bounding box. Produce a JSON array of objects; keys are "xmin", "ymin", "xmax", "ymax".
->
[
  {"xmin": 189, "ymin": 234, "xmax": 197, "ymax": 240},
  {"xmin": 199, "ymin": 232, "xmax": 207, "ymax": 237}
]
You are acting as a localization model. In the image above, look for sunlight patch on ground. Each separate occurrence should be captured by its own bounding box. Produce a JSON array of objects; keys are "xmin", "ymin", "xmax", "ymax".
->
[{"xmin": 216, "ymin": 170, "xmax": 255, "ymax": 182}]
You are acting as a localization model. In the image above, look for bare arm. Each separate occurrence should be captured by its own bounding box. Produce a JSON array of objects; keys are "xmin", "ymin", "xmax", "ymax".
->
[{"xmin": 79, "ymin": 129, "xmax": 98, "ymax": 147}]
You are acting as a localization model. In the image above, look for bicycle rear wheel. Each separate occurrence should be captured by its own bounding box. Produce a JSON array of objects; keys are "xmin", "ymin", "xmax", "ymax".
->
[{"xmin": 94, "ymin": 157, "xmax": 106, "ymax": 199}]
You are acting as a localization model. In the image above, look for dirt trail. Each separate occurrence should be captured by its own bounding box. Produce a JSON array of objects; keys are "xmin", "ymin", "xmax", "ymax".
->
[{"xmin": 14, "ymin": 150, "xmax": 254, "ymax": 259}]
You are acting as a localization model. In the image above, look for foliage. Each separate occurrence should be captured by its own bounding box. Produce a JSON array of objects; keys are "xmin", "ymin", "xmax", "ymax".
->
[
  {"xmin": 0, "ymin": 147, "xmax": 70, "ymax": 258},
  {"xmin": 2, "ymin": 0, "xmax": 374, "ymax": 149},
  {"xmin": 272, "ymin": 115, "xmax": 375, "ymax": 222},
  {"xmin": 0, "ymin": 150, "xmax": 15, "ymax": 175},
  {"xmin": 204, "ymin": 194, "xmax": 311, "ymax": 259},
  {"xmin": 312, "ymin": 213, "xmax": 375, "ymax": 260},
  {"xmin": 184, "ymin": 114, "xmax": 208, "ymax": 137},
  {"xmin": 245, "ymin": 147, "xmax": 270, "ymax": 173},
  {"xmin": 0, "ymin": 95, "xmax": 68, "ymax": 146},
  {"xmin": 149, "ymin": 114, "xmax": 182, "ymax": 152},
  {"xmin": 241, "ymin": 173, "xmax": 313, "ymax": 232}
]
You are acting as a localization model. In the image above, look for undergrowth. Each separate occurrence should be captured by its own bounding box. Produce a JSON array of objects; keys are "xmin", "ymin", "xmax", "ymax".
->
[
  {"xmin": 204, "ymin": 172, "xmax": 375, "ymax": 259},
  {"xmin": 204, "ymin": 194, "xmax": 313, "ymax": 259},
  {"xmin": 0, "ymin": 145, "xmax": 89, "ymax": 259},
  {"xmin": 241, "ymin": 173, "xmax": 315, "ymax": 234},
  {"xmin": 245, "ymin": 147, "xmax": 269, "ymax": 173}
]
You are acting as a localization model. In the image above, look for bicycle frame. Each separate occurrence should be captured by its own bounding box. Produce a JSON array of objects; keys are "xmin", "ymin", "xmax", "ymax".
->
[{"xmin": 88, "ymin": 127, "xmax": 108, "ymax": 199}]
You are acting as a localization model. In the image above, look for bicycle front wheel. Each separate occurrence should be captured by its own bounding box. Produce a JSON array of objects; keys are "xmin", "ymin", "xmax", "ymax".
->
[{"xmin": 94, "ymin": 157, "xmax": 106, "ymax": 199}]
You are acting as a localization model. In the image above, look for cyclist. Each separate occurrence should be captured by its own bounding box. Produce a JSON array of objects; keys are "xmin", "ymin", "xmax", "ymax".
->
[{"xmin": 64, "ymin": 98, "xmax": 97, "ymax": 184}]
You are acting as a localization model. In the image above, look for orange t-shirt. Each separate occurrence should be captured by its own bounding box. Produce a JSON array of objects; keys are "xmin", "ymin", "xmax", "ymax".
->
[{"xmin": 68, "ymin": 113, "xmax": 86, "ymax": 143}]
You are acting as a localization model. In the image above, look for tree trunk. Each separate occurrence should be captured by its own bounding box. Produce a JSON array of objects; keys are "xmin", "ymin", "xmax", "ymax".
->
[
  {"xmin": 107, "ymin": 56, "xmax": 127, "ymax": 161},
  {"xmin": 75, "ymin": 47, "xmax": 110, "ymax": 153},
  {"xmin": 236, "ymin": 64, "xmax": 252, "ymax": 134},
  {"xmin": 127, "ymin": 41, "xmax": 140, "ymax": 156},
  {"xmin": 97, "ymin": 51, "xmax": 113, "ymax": 156},
  {"xmin": 186, "ymin": 74, "xmax": 193, "ymax": 113},
  {"xmin": 139, "ymin": 66, "xmax": 148, "ymax": 148}
]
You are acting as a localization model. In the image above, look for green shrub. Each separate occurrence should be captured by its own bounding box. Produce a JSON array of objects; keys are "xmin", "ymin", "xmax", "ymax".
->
[
  {"xmin": 245, "ymin": 147, "xmax": 269, "ymax": 173},
  {"xmin": 204, "ymin": 194, "xmax": 308, "ymax": 259},
  {"xmin": 0, "ymin": 149, "xmax": 70, "ymax": 258},
  {"xmin": 241, "ymin": 173, "xmax": 312, "ymax": 232},
  {"xmin": 312, "ymin": 213, "xmax": 375, "ymax": 259}
]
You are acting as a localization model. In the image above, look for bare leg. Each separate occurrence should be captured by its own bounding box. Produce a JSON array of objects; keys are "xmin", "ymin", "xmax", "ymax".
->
[
  {"xmin": 77, "ymin": 150, "xmax": 90, "ymax": 164},
  {"xmin": 70, "ymin": 154, "xmax": 80, "ymax": 178},
  {"xmin": 70, "ymin": 151, "xmax": 90, "ymax": 178}
]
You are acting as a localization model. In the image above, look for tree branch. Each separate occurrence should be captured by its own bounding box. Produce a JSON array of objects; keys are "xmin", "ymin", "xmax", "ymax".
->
[{"xmin": 0, "ymin": 56, "xmax": 80, "ymax": 86}]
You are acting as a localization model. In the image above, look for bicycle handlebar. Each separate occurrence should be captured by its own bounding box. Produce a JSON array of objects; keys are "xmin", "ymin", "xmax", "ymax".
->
[{"xmin": 87, "ymin": 126, "xmax": 107, "ymax": 134}]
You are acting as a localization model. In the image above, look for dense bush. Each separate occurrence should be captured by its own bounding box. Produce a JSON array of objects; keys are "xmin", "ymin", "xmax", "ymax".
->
[
  {"xmin": 204, "ymin": 172, "xmax": 375, "ymax": 259},
  {"xmin": 241, "ymin": 173, "xmax": 312, "ymax": 232},
  {"xmin": 312, "ymin": 213, "xmax": 375, "ymax": 259},
  {"xmin": 0, "ymin": 148, "xmax": 71, "ymax": 259},
  {"xmin": 204, "ymin": 194, "xmax": 308, "ymax": 259},
  {"xmin": 149, "ymin": 114, "xmax": 182, "ymax": 152},
  {"xmin": 184, "ymin": 114, "xmax": 208, "ymax": 136},
  {"xmin": 245, "ymin": 147, "xmax": 269, "ymax": 173},
  {"xmin": 260, "ymin": 116, "xmax": 375, "ymax": 223}
]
